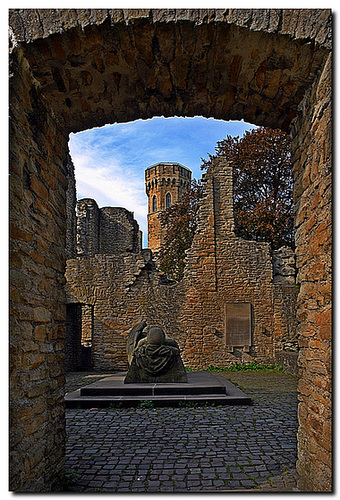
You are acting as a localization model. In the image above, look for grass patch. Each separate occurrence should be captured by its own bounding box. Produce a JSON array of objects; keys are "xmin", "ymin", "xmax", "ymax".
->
[
  {"xmin": 138, "ymin": 400, "xmax": 154, "ymax": 409},
  {"xmin": 178, "ymin": 400, "xmax": 217, "ymax": 408},
  {"xmin": 207, "ymin": 362, "xmax": 284, "ymax": 373}
]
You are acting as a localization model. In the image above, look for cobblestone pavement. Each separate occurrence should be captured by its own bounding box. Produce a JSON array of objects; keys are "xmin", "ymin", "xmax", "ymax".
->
[{"xmin": 65, "ymin": 371, "xmax": 299, "ymax": 492}]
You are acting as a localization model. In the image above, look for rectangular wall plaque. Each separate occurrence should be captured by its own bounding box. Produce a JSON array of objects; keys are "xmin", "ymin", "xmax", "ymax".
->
[{"xmin": 225, "ymin": 302, "xmax": 252, "ymax": 348}]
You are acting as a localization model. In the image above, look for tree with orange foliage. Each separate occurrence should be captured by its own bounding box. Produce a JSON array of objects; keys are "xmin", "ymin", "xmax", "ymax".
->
[
  {"xmin": 158, "ymin": 179, "xmax": 203, "ymax": 282},
  {"xmin": 201, "ymin": 126, "xmax": 294, "ymax": 249}
]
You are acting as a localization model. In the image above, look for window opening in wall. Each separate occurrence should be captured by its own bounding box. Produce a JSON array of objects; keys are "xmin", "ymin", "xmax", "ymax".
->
[
  {"xmin": 166, "ymin": 193, "xmax": 171, "ymax": 208},
  {"xmin": 65, "ymin": 304, "xmax": 82, "ymax": 371},
  {"xmin": 152, "ymin": 194, "xmax": 157, "ymax": 212},
  {"xmin": 65, "ymin": 303, "xmax": 94, "ymax": 371},
  {"xmin": 225, "ymin": 302, "xmax": 252, "ymax": 353}
]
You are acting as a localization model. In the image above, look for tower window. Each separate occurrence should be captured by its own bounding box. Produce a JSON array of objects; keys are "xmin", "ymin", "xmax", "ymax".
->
[
  {"xmin": 152, "ymin": 195, "xmax": 157, "ymax": 212},
  {"xmin": 166, "ymin": 193, "xmax": 172, "ymax": 208}
]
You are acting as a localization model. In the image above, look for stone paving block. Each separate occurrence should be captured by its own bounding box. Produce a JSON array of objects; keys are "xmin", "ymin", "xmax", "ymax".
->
[
  {"xmin": 187, "ymin": 480, "xmax": 200, "ymax": 487},
  {"xmin": 233, "ymin": 472, "xmax": 249, "ymax": 480},
  {"xmin": 241, "ymin": 479, "xmax": 257, "ymax": 487},
  {"xmin": 87, "ymin": 480, "xmax": 104, "ymax": 488},
  {"xmin": 109, "ymin": 475, "xmax": 121, "ymax": 481},
  {"xmin": 218, "ymin": 473, "xmax": 232, "ymax": 481},
  {"xmin": 173, "ymin": 474, "xmax": 185, "ymax": 481},
  {"xmin": 174, "ymin": 481, "xmax": 187, "ymax": 488},
  {"xmin": 102, "ymin": 481, "xmax": 118, "ymax": 488},
  {"xmin": 227, "ymin": 480, "xmax": 242, "ymax": 488},
  {"xmin": 255, "ymin": 464, "xmax": 268, "ymax": 471}
]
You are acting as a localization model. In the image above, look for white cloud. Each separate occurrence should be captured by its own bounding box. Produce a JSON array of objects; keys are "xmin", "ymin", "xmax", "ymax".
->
[
  {"xmin": 68, "ymin": 117, "xmax": 258, "ymax": 248},
  {"xmin": 71, "ymin": 145, "xmax": 148, "ymax": 244}
]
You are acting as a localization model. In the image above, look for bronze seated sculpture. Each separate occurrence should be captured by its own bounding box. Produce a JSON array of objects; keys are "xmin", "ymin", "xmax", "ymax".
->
[{"xmin": 124, "ymin": 320, "xmax": 187, "ymax": 384}]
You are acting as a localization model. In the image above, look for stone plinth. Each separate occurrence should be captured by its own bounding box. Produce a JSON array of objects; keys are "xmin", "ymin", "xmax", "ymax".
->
[{"xmin": 65, "ymin": 371, "xmax": 252, "ymax": 407}]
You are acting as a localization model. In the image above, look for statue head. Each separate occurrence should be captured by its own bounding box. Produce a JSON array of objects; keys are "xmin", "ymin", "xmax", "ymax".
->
[{"xmin": 147, "ymin": 326, "xmax": 165, "ymax": 345}]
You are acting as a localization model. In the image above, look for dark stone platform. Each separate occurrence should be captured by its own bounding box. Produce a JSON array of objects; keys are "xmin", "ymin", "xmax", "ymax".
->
[{"xmin": 65, "ymin": 371, "xmax": 252, "ymax": 408}]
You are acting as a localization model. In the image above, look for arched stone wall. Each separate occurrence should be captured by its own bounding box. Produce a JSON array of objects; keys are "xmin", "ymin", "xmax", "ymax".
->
[
  {"xmin": 9, "ymin": 9, "xmax": 332, "ymax": 492},
  {"xmin": 9, "ymin": 9, "xmax": 330, "ymax": 133}
]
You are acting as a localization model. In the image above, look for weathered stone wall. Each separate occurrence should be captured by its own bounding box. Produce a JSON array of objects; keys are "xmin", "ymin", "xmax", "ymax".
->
[
  {"xmin": 273, "ymin": 284, "xmax": 299, "ymax": 352},
  {"xmin": 272, "ymin": 246, "xmax": 299, "ymax": 365},
  {"xmin": 65, "ymin": 153, "xmax": 77, "ymax": 260},
  {"xmin": 65, "ymin": 160, "xmax": 297, "ymax": 374},
  {"xmin": 291, "ymin": 52, "xmax": 332, "ymax": 492},
  {"xmin": 99, "ymin": 206, "xmax": 142, "ymax": 254},
  {"xmin": 65, "ymin": 253, "xmax": 185, "ymax": 370},
  {"xmin": 65, "ymin": 199, "xmax": 145, "ymax": 370},
  {"xmin": 76, "ymin": 198, "xmax": 141, "ymax": 257},
  {"xmin": 9, "ymin": 9, "xmax": 330, "ymax": 133},
  {"xmin": 9, "ymin": 8, "xmax": 332, "ymax": 493},
  {"xmin": 272, "ymin": 246, "xmax": 296, "ymax": 285},
  {"xmin": 180, "ymin": 159, "xmax": 298, "ymax": 368},
  {"xmin": 9, "ymin": 45, "xmax": 68, "ymax": 492},
  {"xmin": 76, "ymin": 198, "xmax": 100, "ymax": 257},
  {"xmin": 81, "ymin": 304, "xmax": 93, "ymax": 344}
]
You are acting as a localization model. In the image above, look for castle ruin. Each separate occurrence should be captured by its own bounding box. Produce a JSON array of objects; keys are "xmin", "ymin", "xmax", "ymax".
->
[
  {"xmin": 9, "ymin": 9, "xmax": 332, "ymax": 492},
  {"xmin": 64, "ymin": 156, "xmax": 298, "ymax": 375}
]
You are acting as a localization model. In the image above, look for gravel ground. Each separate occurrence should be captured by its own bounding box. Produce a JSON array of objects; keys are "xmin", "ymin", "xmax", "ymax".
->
[{"xmin": 65, "ymin": 370, "xmax": 299, "ymax": 492}]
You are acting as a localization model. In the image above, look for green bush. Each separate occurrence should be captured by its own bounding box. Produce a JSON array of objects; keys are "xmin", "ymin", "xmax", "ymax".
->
[{"xmin": 138, "ymin": 400, "xmax": 154, "ymax": 409}]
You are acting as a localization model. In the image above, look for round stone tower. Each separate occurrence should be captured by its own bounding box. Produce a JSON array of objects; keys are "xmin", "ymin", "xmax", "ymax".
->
[{"xmin": 145, "ymin": 161, "xmax": 192, "ymax": 252}]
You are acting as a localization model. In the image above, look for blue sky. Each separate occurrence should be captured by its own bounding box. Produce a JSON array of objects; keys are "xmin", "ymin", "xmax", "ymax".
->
[{"xmin": 69, "ymin": 116, "xmax": 256, "ymax": 247}]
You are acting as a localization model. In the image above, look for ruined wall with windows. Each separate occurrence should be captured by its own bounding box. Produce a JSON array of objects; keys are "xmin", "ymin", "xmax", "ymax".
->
[
  {"xmin": 179, "ymin": 158, "xmax": 298, "ymax": 370},
  {"xmin": 65, "ymin": 197, "xmax": 144, "ymax": 370},
  {"xmin": 65, "ymin": 157, "xmax": 298, "ymax": 374}
]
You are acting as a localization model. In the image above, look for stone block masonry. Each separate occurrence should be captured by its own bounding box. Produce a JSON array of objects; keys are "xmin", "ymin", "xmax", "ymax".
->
[
  {"xmin": 65, "ymin": 253, "xmax": 186, "ymax": 371},
  {"xmin": 76, "ymin": 199, "xmax": 142, "ymax": 258},
  {"xmin": 100, "ymin": 206, "xmax": 142, "ymax": 254},
  {"xmin": 180, "ymin": 158, "xmax": 297, "ymax": 369},
  {"xmin": 9, "ymin": 43, "xmax": 68, "ymax": 492},
  {"xmin": 76, "ymin": 199, "xmax": 100, "ymax": 257},
  {"xmin": 66, "ymin": 197, "xmax": 173, "ymax": 371},
  {"xmin": 290, "ymin": 51, "xmax": 332, "ymax": 492},
  {"xmin": 65, "ymin": 153, "xmax": 77, "ymax": 260}
]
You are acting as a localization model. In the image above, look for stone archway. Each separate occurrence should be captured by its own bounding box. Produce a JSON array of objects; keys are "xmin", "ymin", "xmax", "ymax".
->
[{"xmin": 9, "ymin": 9, "xmax": 332, "ymax": 492}]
